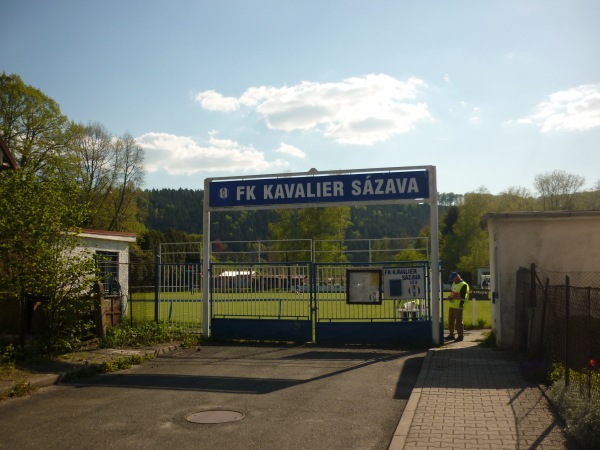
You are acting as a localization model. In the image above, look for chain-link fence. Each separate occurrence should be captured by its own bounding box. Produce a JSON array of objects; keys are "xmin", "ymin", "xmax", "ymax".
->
[{"xmin": 525, "ymin": 265, "xmax": 600, "ymax": 407}]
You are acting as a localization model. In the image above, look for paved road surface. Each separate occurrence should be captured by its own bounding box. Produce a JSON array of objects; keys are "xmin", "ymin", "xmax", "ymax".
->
[{"xmin": 0, "ymin": 343, "xmax": 424, "ymax": 450}]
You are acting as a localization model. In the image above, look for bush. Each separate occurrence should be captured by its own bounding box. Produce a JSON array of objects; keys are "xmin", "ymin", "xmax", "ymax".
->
[
  {"xmin": 100, "ymin": 321, "xmax": 201, "ymax": 349},
  {"xmin": 547, "ymin": 364, "xmax": 600, "ymax": 449},
  {"xmin": 0, "ymin": 342, "xmax": 18, "ymax": 368},
  {"xmin": 9, "ymin": 381, "xmax": 33, "ymax": 398}
]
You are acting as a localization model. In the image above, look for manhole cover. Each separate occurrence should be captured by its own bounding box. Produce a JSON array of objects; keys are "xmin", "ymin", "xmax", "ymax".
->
[{"xmin": 186, "ymin": 410, "xmax": 245, "ymax": 424}]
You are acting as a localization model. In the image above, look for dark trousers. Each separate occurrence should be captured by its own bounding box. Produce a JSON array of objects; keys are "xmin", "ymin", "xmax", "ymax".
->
[{"xmin": 448, "ymin": 307, "xmax": 464, "ymax": 337}]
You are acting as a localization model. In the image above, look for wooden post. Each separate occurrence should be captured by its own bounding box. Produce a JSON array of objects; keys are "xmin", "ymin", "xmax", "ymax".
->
[{"xmin": 93, "ymin": 281, "xmax": 106, "ymax": 338}]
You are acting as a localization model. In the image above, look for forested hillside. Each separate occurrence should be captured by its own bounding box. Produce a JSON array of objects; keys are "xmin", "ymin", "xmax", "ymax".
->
[
  {"xmin": 145, "ymin": 189, "xmax": 204, "ymax": 234},
  {"xmin": 144, "ymin": 188, "xmax": 447, "ymax": 241}
]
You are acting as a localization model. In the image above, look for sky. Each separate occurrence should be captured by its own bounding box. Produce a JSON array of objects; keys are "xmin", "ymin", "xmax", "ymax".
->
[{"xmin": 2, "ymin": 0, "xmax": 600, "ymax": 196}]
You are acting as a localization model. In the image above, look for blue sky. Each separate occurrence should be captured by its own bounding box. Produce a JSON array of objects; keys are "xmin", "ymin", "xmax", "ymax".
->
[{"xmin": 2, "ymin": 0, "xmax": 599, "ymax": 195}]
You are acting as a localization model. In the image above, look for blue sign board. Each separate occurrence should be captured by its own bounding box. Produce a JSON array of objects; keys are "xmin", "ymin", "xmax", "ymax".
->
[{"xmin": 209, "ymin": 170, "xmax": 430, "ymax": 208}]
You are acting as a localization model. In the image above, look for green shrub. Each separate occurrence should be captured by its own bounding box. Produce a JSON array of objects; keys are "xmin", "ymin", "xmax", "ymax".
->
[
  {"xmin": 0, "ymin": 343, "xmax": 18, "ymax": 369},
  {"xmin": 9, "ymin": 381, "xmax": 33, "ymax": 398},
  {"xmin": 547, "ymin": 364, "xmax": 600, "ymax": 449},
  {"xmin": 100, "ymin": 321, "xmax": 201, "ymax": 348},
  {"xmin": 99, "ymin": 354, "xmax": 154, "ymax": 373}
]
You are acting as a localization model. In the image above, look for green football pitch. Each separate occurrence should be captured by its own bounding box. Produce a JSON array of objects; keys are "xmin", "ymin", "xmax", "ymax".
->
[{"xmin": 127, "ymin": 290, "xmax": 491, "ymax": 329}]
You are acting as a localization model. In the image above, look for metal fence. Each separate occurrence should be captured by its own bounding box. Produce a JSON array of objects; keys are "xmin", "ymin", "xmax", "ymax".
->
[
  {"xmin": 157, "ymin": 237, "xmax": 429, "ymax": 264},
  {"xmin": 525, "ymin": 264, "xmax": 600, "ymax": 405},
  {"xmin": 124, "ymin": 252, "xmax": 434, "ymax": 344},
  {"xmin": 209, "ymin": 261, "xmax": 431, "ymax": 323},
  {"xmin": 211, "ymin": 262, "xmax": 310, "ymax": 320},
  {"xmin": 125, "ymin": 237, "xmax": 431, "ymax": 331}
]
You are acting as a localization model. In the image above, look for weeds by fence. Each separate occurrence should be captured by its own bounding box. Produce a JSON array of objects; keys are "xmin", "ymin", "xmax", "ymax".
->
[{"xmin": 525, "ymin": 265, "xmax": 600, "ymax": 448}]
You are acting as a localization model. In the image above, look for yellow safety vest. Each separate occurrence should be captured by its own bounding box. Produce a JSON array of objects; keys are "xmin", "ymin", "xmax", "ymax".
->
[{"xmin": 448, "ymin": 280, "xmax": 470, "ymax": 309}]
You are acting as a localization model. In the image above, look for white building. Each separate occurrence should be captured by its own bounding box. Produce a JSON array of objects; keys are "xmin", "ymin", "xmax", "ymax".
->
[
  {"xmin": 480, "ymin": 211, "xmax": 600, "ymax": 350},
  {"xmin": 79, "ymin": 229, "xmax": 137, "ymax": 296}
]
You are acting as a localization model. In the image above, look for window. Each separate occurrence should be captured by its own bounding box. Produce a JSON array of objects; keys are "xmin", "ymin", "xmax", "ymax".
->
[{"xmin": 96, "ymin": 251, "xmax": 120, "ymax": 294}]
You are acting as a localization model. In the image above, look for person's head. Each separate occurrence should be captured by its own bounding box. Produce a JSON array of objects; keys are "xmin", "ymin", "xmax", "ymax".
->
[{"xmin": 449, "ymin": 272, "xmax": 461, "ymax": 283}]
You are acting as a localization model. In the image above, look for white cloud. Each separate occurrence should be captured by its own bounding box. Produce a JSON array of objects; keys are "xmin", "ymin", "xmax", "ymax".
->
[
  {"xmin": 195, "ymin": 90, "xmax": 240, "ymax": 112},
  {"xmin": 276, "ymin": 143, "xmax": 306, "ymax": 158},
  {"xmin": 469, "ymin": 106, "xmax": 482, "ymax": 124},
  {"xmin": 516, "ymin": 84, "xmax": 600, "ymax": 132},
  {"xmin": 194, "ymin": 74, "xmax": 431, "ymax": 145},
  {"xmin": 136, "ymin": 132, "xmax": 287, "ymax": 176}
]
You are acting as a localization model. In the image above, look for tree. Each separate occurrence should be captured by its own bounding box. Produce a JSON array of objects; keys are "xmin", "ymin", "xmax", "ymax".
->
[
  {"xmin": 0, "ymin": 170, "xmax": 97, "ymax": 351},
  {"xmin": 395, "ymin": 249, "xmax": 427, "ymax": 261},
  {"xmin": 441, "ymin": 184, "xmax": 539, "ymax": 282},
  {"xmin": 0, "ymin": 75, "xmax": 146, "ymax": 234},
  {"xmin": 268, "ymin": 209, "xmax": 306, "ymax": 261},
  {"xmin": 438, "ymin": 192, "xmax": 463, "ymax": 207},
  {"xmin": 71, "ymin": 122, "xmax": 115, "ymax": 226},
  {"xmin": 299, "ymin": 207, "xmax": 351, "ymax": 262},
  {"xmin": 108, "ymin": 132, "xmax": 145, "ymax": 231},
  {"xmin": 0, "ymin": 72, "xmax": 77, "ymax": 174},
  {"xmin": 71, "ymin": 124, "xmax": 146, "ymax": 232},
  {"xmin": 269, "ymin": 207, "xmax": 351, "ymax": 262},
  {"xmin": 441, "ymin": 188, "xmax": 494, "ymax": 280},
  {"xmin": 534, "ymin": 170, "xmax": 585, "ymax": 211},
  {"xmin": 493, "ymin": 186, "xmax": 535, "ymax": 211}
]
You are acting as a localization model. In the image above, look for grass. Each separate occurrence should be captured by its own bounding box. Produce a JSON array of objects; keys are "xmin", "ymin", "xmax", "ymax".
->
[
  {"xmin": 443, "ymin": 300, "xmax": 491, "ymax": 329},
  {"xmin": 475, "ymin": 330, "xmax": 497, "ymax": 348},
  {"xmin": 100, "ymin": 321, "xmax": 202, "ymax": 348},
  {"xmin": 0, "ymin": 322, "xmax": 203, "ymax": 394},
  {"xmin": 8, "ymin": 381, "xmax": 33, "ymax": 398},
  {"xmin": 61, "ymin": 353, "xmax": 158, "ymax": 382},
  {"xmin": 128, "ymin": 290, "xmax": 492, "ymax": 329}
]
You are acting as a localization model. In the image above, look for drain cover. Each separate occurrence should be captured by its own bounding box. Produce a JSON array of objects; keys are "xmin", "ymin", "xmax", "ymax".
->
[{"xmin": 186, "ymin": 410, "xmax": 245, "ymax": 424}]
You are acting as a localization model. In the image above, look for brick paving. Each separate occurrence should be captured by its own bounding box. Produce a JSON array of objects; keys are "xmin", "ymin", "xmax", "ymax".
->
[{"xmin": 389, "ymin": 330, "xmax": 580, "ymax": 450}]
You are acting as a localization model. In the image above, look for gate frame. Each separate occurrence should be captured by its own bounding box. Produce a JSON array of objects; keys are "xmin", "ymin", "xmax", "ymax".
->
[{"xmin": 202, "ymin": 166, "xmax": 441, "ymax": 344}]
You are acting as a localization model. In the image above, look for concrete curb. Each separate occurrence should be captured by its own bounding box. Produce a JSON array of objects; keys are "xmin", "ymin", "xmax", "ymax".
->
[{"xmin": 0, "ymin": 342, "xmax": 182, "ymax": 400}]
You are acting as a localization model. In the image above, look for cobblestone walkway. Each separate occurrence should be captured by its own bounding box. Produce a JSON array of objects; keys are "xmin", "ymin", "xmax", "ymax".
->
[{"xmin": 390, "ymin": 331, "xmax": 580, "ymax": 450}]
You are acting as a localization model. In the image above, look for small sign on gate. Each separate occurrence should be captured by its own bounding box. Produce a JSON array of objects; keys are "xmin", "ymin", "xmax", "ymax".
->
[{"xmin": 383, "ymin": 267, "xmax": 425, "ymax": 299}]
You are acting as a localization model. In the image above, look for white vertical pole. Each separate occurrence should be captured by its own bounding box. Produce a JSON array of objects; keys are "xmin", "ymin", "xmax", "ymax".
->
[
  {"xmin": 202, "ymin": 179, "xmax": 211, "ymax": 337},
  {"xmin": 429, "ymin": 166, "xmax": 441, "ymax": 345}
]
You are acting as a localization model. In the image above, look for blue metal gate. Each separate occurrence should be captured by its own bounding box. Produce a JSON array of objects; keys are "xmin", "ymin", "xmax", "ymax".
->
[
  {"xmin": 210, "ymin": 262, "xmax": 313, "ymax": 342},
  {"xmin": 312, "ymin": 261, "xmax": 432, "ymax": 345},
  {"xmin": 208, "ymin": 261, "xmax": 434, "ymax": 346}
]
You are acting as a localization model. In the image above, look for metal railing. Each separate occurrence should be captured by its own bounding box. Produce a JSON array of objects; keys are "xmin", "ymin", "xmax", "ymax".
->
[{"xmin": 526, "ymin": 264, "xmax": 600, "ymax": 404}]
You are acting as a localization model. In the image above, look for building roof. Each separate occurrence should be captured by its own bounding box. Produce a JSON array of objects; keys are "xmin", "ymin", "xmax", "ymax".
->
[
  {"xmin": 219, "ymin": 270, "xmax": 256, "ymax": 277},
  {"xmin": 0, "ymin": 137, "xmax": 18, "ymax": 171},
  {"xmin": 480, "ymin": 210, "xmax": 600, "ymax": 230},
  {"xmin": 80, "ymin": 229, "xmax": 137, "ymax": 242}
]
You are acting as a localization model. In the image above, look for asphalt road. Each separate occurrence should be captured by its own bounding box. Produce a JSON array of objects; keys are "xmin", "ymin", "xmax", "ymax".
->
[{"xmin": 0, "ymin": 343, "xmax": 424, "ymax": 450}]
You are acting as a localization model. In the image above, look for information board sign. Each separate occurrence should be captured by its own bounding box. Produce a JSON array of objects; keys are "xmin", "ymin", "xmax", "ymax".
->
[
  {"xmin": 383, "ymin": 267, "xmax": 425, "ymax": 299},
  {"xmin": 346, "ymin": 269, "xmax": 382, "ymax": 304}
]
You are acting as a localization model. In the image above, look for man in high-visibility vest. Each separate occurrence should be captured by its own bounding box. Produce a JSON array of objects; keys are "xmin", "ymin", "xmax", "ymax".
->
[{"xmin": 445, "ymin": 271, "xmax": 470, "ymax": 342}]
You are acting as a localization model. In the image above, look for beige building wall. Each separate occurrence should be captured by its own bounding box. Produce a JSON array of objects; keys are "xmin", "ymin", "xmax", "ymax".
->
[{"xmin": 481, "ymin": 211, "xmax": 600, "ymax": 350}]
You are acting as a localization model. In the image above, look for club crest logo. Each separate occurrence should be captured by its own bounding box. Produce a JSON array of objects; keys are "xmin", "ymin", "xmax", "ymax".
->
[{"xmin": 219, "ymin": 187, "xmax": 229, "ymax": 199}]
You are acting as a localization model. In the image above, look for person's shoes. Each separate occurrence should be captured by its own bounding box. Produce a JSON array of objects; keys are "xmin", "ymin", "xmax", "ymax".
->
[
  {"xmin": 444, "ymin": 334, "xmax": 455, "ymax": 341},
  {"xmin": 454, "ymin": 336, "xmax": 463, "ymax": 342}
]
